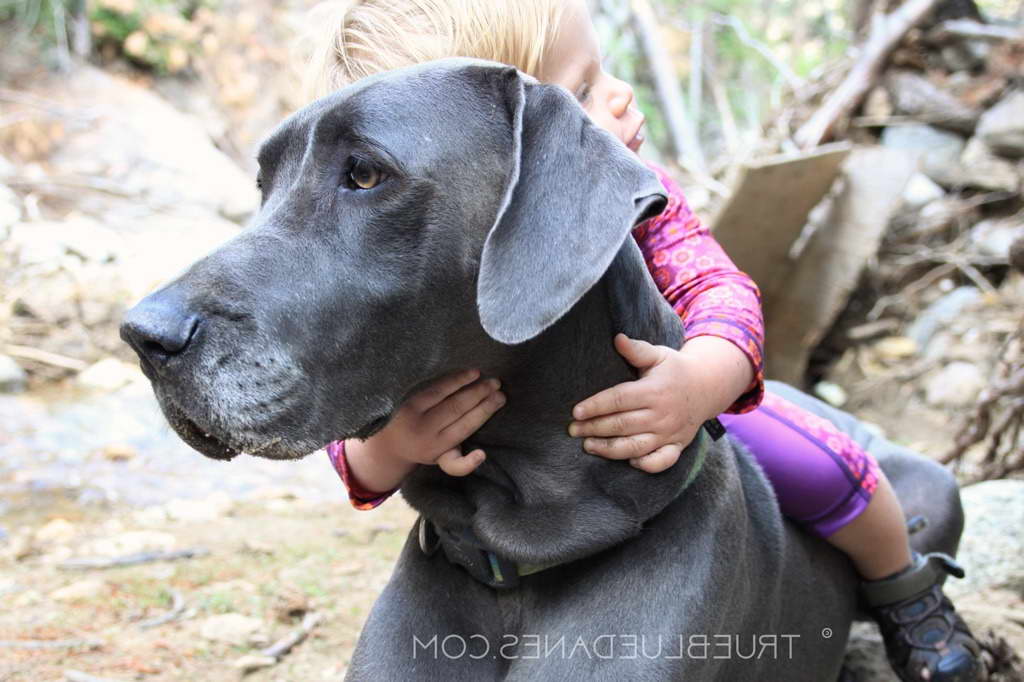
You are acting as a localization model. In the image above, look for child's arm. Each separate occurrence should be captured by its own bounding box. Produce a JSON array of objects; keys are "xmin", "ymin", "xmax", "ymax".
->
[
  {"xmin": 570, "ymin": 165, "xmax": 764, "ymax": 473},
  {"xmin": 327, "ymin": 370, "xmax": 505, "ymax": 509}
]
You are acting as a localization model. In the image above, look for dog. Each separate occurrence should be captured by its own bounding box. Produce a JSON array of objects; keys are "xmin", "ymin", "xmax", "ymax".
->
[{"xmin": 121, "ymin": 59, "xmax": 964, "ymax": 680}]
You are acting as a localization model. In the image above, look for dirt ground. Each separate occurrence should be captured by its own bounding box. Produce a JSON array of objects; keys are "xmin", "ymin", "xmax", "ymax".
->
[{"xmin": 0, "ymin": 490, "xmax": 419, "ymax": 681}]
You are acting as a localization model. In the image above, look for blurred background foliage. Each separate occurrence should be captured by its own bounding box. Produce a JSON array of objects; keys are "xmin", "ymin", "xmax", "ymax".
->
[
  {"xmin": 592, "ymin": 0, "xmax": 1021, "ymax": 177},
  {"xmin": 1, "ymin": 0, "xmax": 216, "ymax": 73},
  {"xmin": 1, "ymin": 0, "xmax": 1022, "ymax": 176}
]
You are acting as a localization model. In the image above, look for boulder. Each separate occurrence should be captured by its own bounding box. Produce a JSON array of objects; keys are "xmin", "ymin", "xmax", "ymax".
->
[
  {"xmin": 977, "ymin": 90, "xmax": 1024, "ymax": 158},
  {"xmin": 958, "ymin": 138, "xmax": 1020, "ymax": 193},
  {"xmin": 946, "ymin": 479, "xmax": 1024, "ymax": 599},
  {"xmin": 881, "ymin": 124, "xmax": 966, "ymax": 188},
  {"xmin": 970, "ymin": 216, "xmax": 1024, "ymax": 262},
  {"xmin": 924, "ymin": 361, "xmax": 986, "ymax": 407},
  {"xmin": 0, "ymin": 355, "xmax": 28, "ymax": 394}
]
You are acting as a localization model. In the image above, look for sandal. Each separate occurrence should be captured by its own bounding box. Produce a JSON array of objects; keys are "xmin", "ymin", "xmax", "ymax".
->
[{"xmin": 862, "ymin": 552, "xmax": 983, "ymax": 682}]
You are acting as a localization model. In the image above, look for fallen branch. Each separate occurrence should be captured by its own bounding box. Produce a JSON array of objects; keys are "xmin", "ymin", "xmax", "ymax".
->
[
  {"xmin": 138, "ymin": 589, "xmax": 185, "ymax": 630},
  {"xmin": 0, "ymin": 639, "xmax": 101, "ymax": 651},
  {"xmin": 233, "ymin": 612, "xmax": 323, "ymax": 672},
  {"xmin": 795, "ymin": 0, "xmax": 941, "ymax": 148},
  {"xmin": 926, "ymin": 18, "xmax": 1024, "ymax": 43},
  {"xmin": 3, "ymin": 344, "xmax": 89, "ymax": 372},
  {"xmin": 59, "ymin": 548, "xmax": 210, "ymax": 571},
  {"xmin": 262, "ymin": 611, "xmax": 323, "ymax": 660}
]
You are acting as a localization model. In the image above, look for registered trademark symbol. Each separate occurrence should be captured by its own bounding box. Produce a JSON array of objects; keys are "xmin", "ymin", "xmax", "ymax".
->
[{"xmin": 821, "ymin": 627, "xmax": 833, "ymax": 639}]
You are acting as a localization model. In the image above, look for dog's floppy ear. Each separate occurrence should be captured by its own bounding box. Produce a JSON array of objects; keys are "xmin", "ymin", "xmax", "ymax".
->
[{"xmin": 477, "ymin": 67, "xmax": 668, "ymax": 345}]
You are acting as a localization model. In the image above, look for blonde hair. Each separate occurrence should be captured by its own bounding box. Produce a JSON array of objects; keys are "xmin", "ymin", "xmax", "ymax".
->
[{"xmin": 301, "ymin": 0, "xmax": 566, "ymax": 101}]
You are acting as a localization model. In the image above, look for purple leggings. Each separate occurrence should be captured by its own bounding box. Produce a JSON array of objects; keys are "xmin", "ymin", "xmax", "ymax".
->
[{"xmin": 718, "ymin": 390, "xmax": 881, "ymax": 538}]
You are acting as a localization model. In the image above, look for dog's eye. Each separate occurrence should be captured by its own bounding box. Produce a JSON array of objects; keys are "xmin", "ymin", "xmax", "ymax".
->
[{"xmin": 347, "ymin": 159, "xmax": 383, "ymax": 190}]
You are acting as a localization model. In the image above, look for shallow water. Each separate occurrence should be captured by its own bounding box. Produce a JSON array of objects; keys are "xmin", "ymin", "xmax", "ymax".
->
[{"xmin": 0, "ymin": 379, "xmax": 344, "ymax": 511}]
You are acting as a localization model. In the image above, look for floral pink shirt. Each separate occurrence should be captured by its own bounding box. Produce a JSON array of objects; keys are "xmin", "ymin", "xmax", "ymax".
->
[{"xmin": 329, "ymin": 163, "xmax": 765, "ymax": 508}]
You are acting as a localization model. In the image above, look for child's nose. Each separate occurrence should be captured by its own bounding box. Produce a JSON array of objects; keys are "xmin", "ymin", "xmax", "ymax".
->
[{"xmin": 607, "ymin": 78, "xmax": 635, "ymax": 118}]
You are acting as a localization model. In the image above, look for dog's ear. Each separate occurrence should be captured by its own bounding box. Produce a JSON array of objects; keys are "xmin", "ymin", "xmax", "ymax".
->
[{"xmin": 476, "ymin": 67, "xmax": 667, "ymax": 345}]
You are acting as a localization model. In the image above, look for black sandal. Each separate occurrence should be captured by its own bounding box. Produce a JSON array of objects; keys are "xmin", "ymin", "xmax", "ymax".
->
[{"xmin": 862, "ymin": 552, "xmax": 983, "ymax": 682}]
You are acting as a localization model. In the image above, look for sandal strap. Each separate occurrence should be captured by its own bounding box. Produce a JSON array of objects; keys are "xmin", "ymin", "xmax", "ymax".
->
[{"xmin": 862, "ymin": 552, "xmax": 965, "ymax": 609}]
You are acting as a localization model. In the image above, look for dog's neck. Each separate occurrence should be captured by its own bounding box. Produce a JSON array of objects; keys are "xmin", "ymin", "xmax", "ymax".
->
[{"xmin": 401, "ymin": 240, "xmax": 700, "ymax": 565}]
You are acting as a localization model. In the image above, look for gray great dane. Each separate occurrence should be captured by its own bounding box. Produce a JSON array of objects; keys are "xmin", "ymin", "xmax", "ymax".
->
[{"xmin": 120, "ymin": 59, "xmax": 964, "ymax": 680}]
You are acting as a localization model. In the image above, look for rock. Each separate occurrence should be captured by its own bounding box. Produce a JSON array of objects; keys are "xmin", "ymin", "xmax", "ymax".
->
[
  {"xmin": 76, "ymin": 358, "xmax": 142, "ymax": 392},
  {"xmin": 958, "ymin": 138, "xmax": 1020, "ymax": 193},
  {"xmin": 977, "ymin": 90, "xmax": 1024, "ymax": 158},
  {"xmin": 0, "ymin": 183, "xmax": 20, "ymax": 230},
  {"xmin": 80, "ymin": 530, "xmax": 176, "ymax": 557},
  {"xmin": 906, "ymin": 286, "xmax": 981, "ymax": 352},
  {"xmin": 0, "ymin": 355, "xmax": 28, "ymax": 394},
  {"xmin": 233, "ymin": 655, "xmax": 277, "ymax": 671},
  {"xmin": 100, "ymin": 443, "xmax": 138, "ymax": 461},
  {"xmin": 12, "ymin": 589, "xmax": 42, "ymax": 607},
  {"xmin": 164, "ymin": 491, "xmax": 233, "ymax": 522},
  {"xmin": 272, "ymin": 587, "xmax": 310, "ymax": 622},
  {"xmin": 51, "ymin": 578, "xmax": 107, "ymax": 602},
  {"xmin": 872, "ymin": 336, "xmax": 919, "ymax": 360},
  {"xmin": 35, "ymin": 518, "xmax": 76, "ymax": 544},
  {"xmin": 945, "ymin": 480, "xmax": 1024, "ymax": 599},
  {"xmin": 863, "ymin": 86, "xmax": 893, "ymax": 119},
  {"xmin": 970, "ymin": 216, "xmax": 1024, "ymax": 262},
  {"xmin": 901, "ymin": 172, "xmax": 945, "ymax": 210},
  {"xmin": 881, "ymin": 124, "xmax": 965, "ymax": 188},
  {"xmin": 885, "ymin": 70, "xmax": 979, "ymax": 134},
  {"xmin": 939, "ymin": 41, "xmax": 989, "ymax": 73},
  {"xmin": 4, "ymin": 529, "xmax": 37, "ymax": 561},
  {"xmin": 46, "ymin": 65, "xmax": 259, "ymax": 219},
  {"xmin": 199, "ymin": 613, "xmax": 264, "ymax": 645},
  {"xmin": 6, "ymin": 216, "xmax": 124, "ymax": 265},
  {"xmin": 813, "ymin": 381, "xmax": 848, "ymax": 407},
  {"xmin": 903, "ymin": 196, "xmax": 974, "ymax": 241},
  {"xmin": 924, "ymin": 361, "xmax": 986, "ymax": 407}
]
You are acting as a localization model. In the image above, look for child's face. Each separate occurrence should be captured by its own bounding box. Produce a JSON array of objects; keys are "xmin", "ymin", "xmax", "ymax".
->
[{"xmin": 539, "ymin": 0, "xmax": 645, "ymax": 154}]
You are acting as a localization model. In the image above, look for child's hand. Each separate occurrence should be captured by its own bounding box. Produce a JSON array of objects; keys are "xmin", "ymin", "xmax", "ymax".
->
[
  {"xmin": 346, "ymin": 370, "xmax": 506, "ymax": 490},
  {"xmin": 569, "ymin": 333, "xmax": 750, "ymax": 473}
]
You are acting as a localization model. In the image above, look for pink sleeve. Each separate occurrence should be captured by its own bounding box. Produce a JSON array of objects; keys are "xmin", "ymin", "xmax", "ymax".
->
[
  {"xmin": 326, "ymin": 440, "xmax": 397, "ymax": 510},
  {"xmin": 631, "ymin": 163, "xmax": 765, "ymax": 413}
]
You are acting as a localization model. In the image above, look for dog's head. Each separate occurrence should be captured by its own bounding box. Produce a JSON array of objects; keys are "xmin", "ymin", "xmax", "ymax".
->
[{"xmin": 120, "ymin": 59, "xmax": 666, "ymax": 461}]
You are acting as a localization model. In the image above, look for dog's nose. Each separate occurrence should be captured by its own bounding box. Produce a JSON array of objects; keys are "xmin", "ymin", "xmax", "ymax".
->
[{"xmin": 120, "ymin": 287, "xmax": 200, "ymax": 367}]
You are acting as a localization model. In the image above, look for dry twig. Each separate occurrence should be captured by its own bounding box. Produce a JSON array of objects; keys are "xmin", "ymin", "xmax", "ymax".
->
[
  {"xmin": 261, "ymin": 611, "xmax": 323, "ymax": 660},
  {"xmin": 137, "ymin": 589, "xmax": 186, "ymax": 630},
  {"xmin": 943, "ymin": 329, "xmax": 1024, "ymax": 478},
  {"xmin": 59, "ymin": 548, "xmax": 210, "ymax": 571},
  {"xmin": 795, "ymin": 0, "xmax": 941, "ymax": 148}
]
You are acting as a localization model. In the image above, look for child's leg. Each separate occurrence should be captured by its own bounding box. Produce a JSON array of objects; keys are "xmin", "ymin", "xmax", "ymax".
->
[
  {"xmin": 719, "ymin": 390, "xmax": 981, "ymax": 682},
  {"xmin": 717, "ymin": 391, "xmax": 911, "ymax": 579}
]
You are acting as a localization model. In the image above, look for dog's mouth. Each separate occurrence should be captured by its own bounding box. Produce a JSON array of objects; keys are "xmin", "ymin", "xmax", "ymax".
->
[
  {"xmin": 159, "ymin": 396, "xmax": 240, "ymax": 461},
  {"xmin": 348, "ymin": 411, "xmax": 392, "ymax": 442},
  {"xmin": 159, "ymin": 388, "xmax": 394, "ymax": 461}
]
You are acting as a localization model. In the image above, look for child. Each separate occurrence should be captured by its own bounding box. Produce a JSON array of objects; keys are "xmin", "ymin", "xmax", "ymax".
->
[{"xmin": 304, "ymin": 2, "xmax": 980, "ymax": 680}]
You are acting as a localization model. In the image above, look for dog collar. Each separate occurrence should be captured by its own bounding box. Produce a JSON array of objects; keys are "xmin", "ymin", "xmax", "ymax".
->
[{"xmin": 421, "ymin": 428, "xmax": 713, "ymax": 589}]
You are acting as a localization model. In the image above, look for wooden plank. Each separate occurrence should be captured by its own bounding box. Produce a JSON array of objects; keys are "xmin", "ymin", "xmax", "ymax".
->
[
  {"xmin": 764, "ymin": 146, "xmax": 915, "ymax": 383},
  {"xmin": 711, "ymin": 142, "xmax": 852, "ymax": 305}
]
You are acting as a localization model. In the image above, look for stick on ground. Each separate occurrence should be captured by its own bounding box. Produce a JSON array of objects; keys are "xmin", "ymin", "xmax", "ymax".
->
[{"xmin": 59, "ymin": 548, "xmax": 209, "ymax": 571}]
